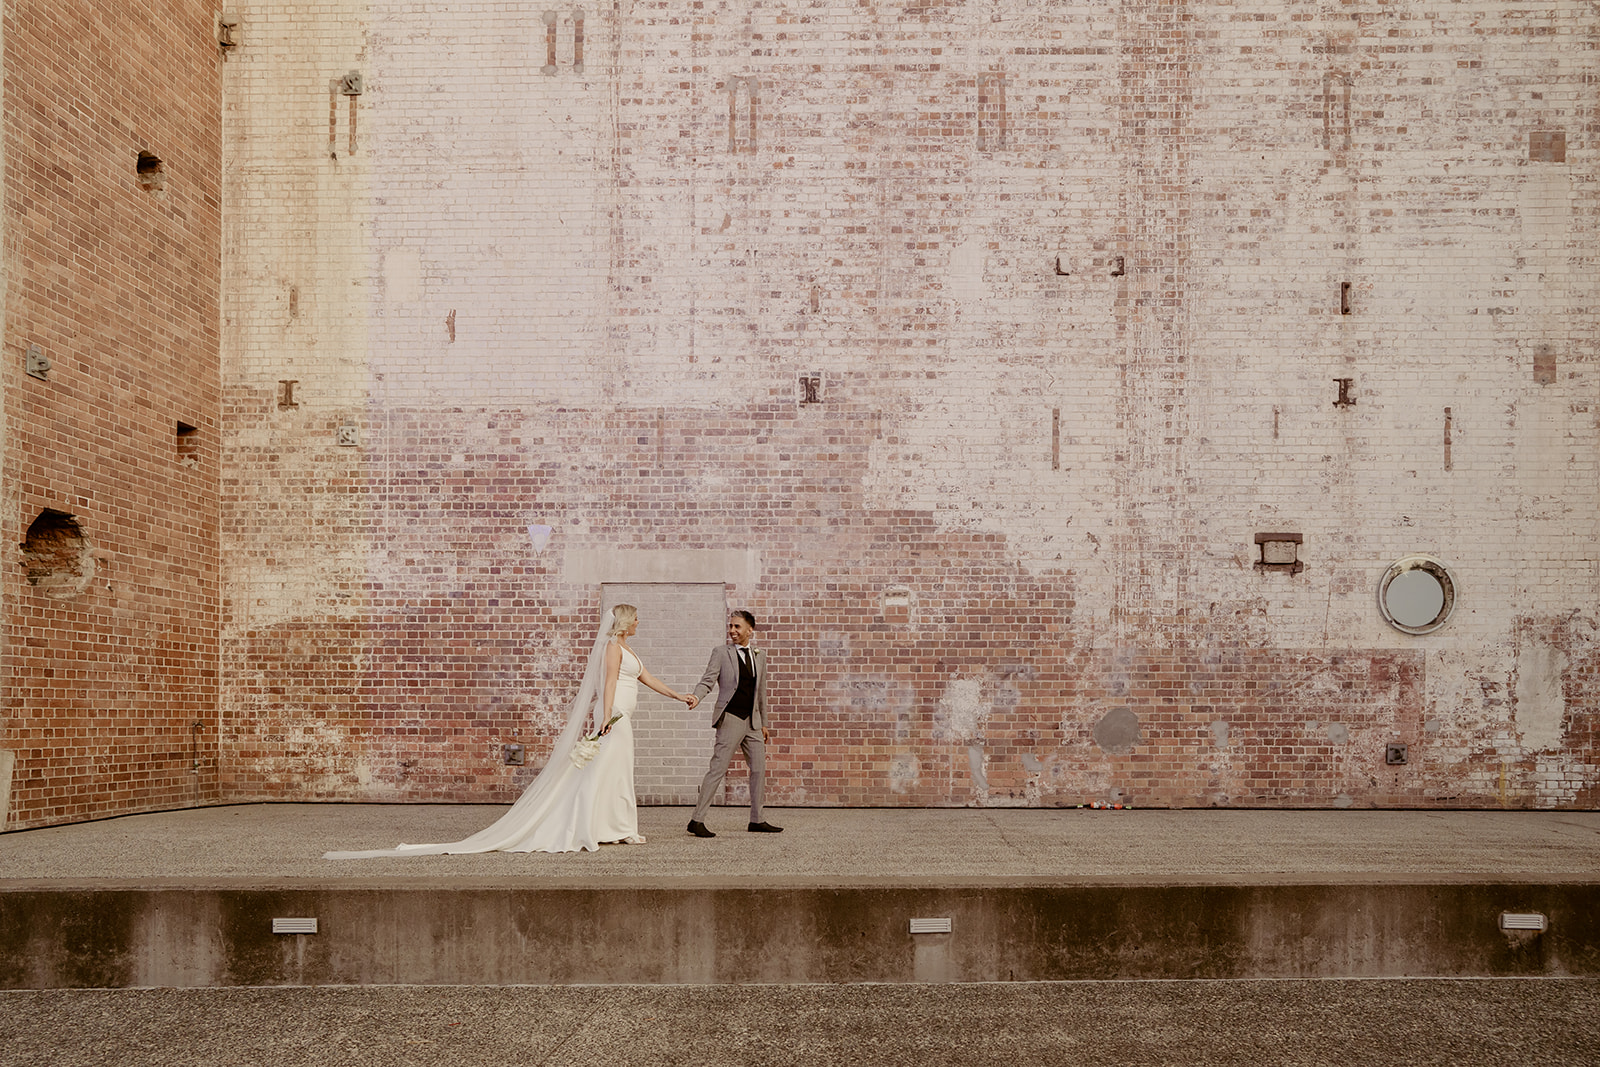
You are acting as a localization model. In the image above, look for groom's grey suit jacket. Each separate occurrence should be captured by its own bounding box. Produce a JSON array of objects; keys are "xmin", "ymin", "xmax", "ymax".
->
[{"xmin": 692, "ymin": 644, "xmax": 769, "ymax": 731}]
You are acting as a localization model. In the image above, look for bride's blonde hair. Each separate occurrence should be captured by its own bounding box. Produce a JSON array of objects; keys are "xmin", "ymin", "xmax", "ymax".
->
[{"xmin": 607, "ymin": 604, "xmax": 637, "ymax": 636}]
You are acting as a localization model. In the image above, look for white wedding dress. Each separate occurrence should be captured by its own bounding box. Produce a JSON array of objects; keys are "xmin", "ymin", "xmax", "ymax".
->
[
  {"xmin": 534, "ymin": 643, "xmax": 642, "ymax": 850},
  {"xmin": 325, "ymin": 629, "xmax": 642, "ymax": 857}
]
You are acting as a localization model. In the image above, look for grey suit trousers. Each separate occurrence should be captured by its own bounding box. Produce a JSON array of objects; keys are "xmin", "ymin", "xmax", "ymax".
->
[{"xmin": 691, "ymin": 713, "xmax": 765, "ymax": 823}]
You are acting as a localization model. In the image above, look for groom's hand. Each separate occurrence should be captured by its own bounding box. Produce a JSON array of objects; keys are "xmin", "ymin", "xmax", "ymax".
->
[
  {"xmin": 685, "ymin": 694, "xmax": 698, "ymax": 709},
  {"xmin": 763, "ymin": 728, "xmax": 770, "ymax": 743}
]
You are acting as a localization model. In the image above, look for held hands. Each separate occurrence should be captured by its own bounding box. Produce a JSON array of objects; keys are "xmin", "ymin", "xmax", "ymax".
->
[{"xmin": 682, "ymin": 693, "xmax": 699, "ymax": 709}]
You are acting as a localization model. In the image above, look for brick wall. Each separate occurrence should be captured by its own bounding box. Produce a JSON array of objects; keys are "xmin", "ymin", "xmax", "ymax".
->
[
  {"xmin": 601, "ymin": 583, "xmax": 730, "ymax": 806},
  {"xmin": 207, "ymin": 0, "xmax": 1597, "ymax": 812},
  {"xmin": 2, "ymin": 1, "xmax": 224, "ymax": 828}
]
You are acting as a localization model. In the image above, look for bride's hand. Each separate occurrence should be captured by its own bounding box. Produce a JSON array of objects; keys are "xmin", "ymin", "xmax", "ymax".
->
[{"xmin": 683, "ymin": 694, "xmax": 698, "ymax": 709}]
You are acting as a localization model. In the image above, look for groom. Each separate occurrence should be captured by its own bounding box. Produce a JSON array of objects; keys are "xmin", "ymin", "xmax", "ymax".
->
[{"xmin": 686, "ymin": 610, "xmax": 782, "ymax": 837}]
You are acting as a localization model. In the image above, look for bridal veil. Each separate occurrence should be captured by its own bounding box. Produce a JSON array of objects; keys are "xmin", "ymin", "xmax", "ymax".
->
[{"xmin": 322, "ymin": 608, "xmax": 617, "ymax": 858}]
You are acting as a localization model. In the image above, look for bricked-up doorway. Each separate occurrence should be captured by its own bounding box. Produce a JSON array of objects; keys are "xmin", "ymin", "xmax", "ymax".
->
[{"xmin": 600, "ymin": 584, "xmax": 726, "ymax": 804}]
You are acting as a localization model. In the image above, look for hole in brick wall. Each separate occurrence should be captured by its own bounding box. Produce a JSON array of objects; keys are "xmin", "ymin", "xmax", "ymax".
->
[
  {"xmin": 177, "ymin": 421, "xmax": 199, "ymax": 464},
  {"xmin": 136, "ymin": 151, "xmax": 164, "ymax": 191},
  {"xmin": 21, "ymin": 509, "xmax": 96, "ymax": 599},
  {"xmin": 1254, "ymin": 532, "xmax": 1304, "ymax": 575}
]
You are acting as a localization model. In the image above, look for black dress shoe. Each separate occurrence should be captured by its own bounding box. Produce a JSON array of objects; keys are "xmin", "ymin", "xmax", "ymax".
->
[
  {"xmin": 747, "ymin": 821, "xmax": 784, "ymax": 833},
  {"xmin": 687, "ymin": 820, "xmax": 716, "ymax": 838}
]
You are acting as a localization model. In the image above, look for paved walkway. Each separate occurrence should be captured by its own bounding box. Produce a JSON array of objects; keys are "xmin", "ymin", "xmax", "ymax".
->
[
  {"xmin": 3, "ymin": 805, "xmax": 1597, "ymax": 886},
  {"xmin": 4, "ymin": 980, "xmax": 1598, "ymax": 1066}
]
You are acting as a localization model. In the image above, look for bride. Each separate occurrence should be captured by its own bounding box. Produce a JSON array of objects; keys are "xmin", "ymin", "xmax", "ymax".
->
[{"xmin": 324, "ymin": 604, "xmax": 698, "ymax": 856}]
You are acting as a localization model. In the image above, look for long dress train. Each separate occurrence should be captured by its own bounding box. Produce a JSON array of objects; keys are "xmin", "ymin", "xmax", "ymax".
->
[{"xmin": 324, "ymin": 635, "xmax": 641, "ymax": 857}]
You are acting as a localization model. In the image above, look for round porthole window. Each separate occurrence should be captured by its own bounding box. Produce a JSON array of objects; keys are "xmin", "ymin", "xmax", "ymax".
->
[{"xmin": 1378, "ymin": 555, "xmax": 1456, "ymax": 635}]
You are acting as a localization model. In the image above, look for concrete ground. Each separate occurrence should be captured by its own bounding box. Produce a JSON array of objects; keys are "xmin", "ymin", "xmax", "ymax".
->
[
  {"xmin": 6, "ymin": 807, "xmax": 1598, "ymax": 1056},
  {"xmin": 4, "ymin": 804, "xmax": 1599, "ymax": 885},
  {"xmin": 2, "ymin": 979, "xmax": 1597, "ymax": 1066}
]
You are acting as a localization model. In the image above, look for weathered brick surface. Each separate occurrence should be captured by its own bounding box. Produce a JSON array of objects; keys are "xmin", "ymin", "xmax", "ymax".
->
[
  {"xmin": 1, "ymin": 2, "xmax": 223, "ymax": 828},
  {"xmin": 10, "ymin": 0, "xmax": 1582, "ymax": 823},
  {"xmin": 211, "ymin": 0, "xmax": 1600, "ymax": 811}
]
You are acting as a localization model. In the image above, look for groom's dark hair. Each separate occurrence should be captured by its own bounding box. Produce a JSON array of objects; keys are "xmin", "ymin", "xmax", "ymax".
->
[{"xmin": 733, "ymin": 610, "xmax": 756, "ymax": 629}]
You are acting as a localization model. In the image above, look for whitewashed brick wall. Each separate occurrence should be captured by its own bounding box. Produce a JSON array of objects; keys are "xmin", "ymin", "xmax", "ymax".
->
[{"xmin": 219, "ymin": 1, "xmax": 1600, "ymax": 809}]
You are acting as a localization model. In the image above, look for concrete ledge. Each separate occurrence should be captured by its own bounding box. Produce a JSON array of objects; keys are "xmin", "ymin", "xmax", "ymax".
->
[{"xmin": 4, "ymin": 882, "xmax": 1596, "ymax": 988}]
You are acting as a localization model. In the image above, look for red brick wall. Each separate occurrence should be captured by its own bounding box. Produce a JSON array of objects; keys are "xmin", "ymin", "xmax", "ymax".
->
[
  {"xmin": 2, "ymin": 1, "xmax": 223, "ymax": 829},
  {"xmin": 220, "ymin": 406, "xmax": 1478, "ymax": 810},
  {"xmin": 211, "ymin": 1, "xmax": 1600, "ymax": 816},
  {"xmin": 2, "ymin": 3, "xmax": 1592, "ymax": 829}
]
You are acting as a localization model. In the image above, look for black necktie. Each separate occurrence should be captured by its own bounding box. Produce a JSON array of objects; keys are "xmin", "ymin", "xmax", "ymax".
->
[{"xmin": 739, "ymin": 648, "xmax": 750, "ymax": 671}]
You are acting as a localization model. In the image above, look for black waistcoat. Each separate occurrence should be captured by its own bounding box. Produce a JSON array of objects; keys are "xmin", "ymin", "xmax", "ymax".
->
[{"xmin": 725, "ymin": 648, "xmax": 756, "ymax": 720}]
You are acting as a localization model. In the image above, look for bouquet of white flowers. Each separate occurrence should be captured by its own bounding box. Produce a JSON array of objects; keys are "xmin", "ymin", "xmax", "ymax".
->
[{"xmin": 569, "ymin": 714, "xmax": 622, "ymax": 769}]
